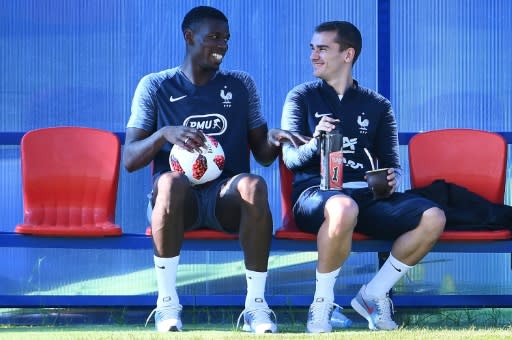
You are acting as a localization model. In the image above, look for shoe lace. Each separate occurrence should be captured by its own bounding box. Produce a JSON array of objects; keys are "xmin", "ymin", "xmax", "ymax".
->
[
  {"xmin": 144, "ymin": 305, "xmax": 182, "ymax": 328},
  {"xmin": 375, "ymin": 295, "xmax": 395, "ymax": 322},
  {"xmin": 236, "ymin": 306, "xmax": 277, "ymax": 330},
  {"xmin": 309, "ymin": 301, "xmax": 340, "ymax": 325}
]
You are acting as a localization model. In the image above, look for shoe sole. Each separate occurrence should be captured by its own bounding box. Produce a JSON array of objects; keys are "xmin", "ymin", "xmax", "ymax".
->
[
  {"xmin": 350, "ymin": 297, "xmax": 377, "ymax": 330},
  {"xmin": 307, "ymin": 329, "xmax": 332, "ymax": 333},
  {"xmin": 306, "ymin": 323, "xmax": 332, "ymax": 333},
  {"xmin": 242, "ymin": 324, "xmax": 276, "ymax": 333},
  {"xmin": 156, "ymin": 326, "xmax": 182, "ymax": 332}
]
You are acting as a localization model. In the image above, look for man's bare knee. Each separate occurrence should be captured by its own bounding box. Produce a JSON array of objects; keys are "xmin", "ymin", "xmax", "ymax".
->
[
  {"xmin": 236, "ymin": 174, "xmax": 269, "ymax": 203},
  {"xmin": 419, "ymin": 207, "xmax": 446, "ymax": 239},
  {"xmin": 157, "ymin": 172, "xmax": 190, "ymax": 197},
  {"xmin": 325, "ymin": 195, "xmax": 358, "ymax": 221},
  {"xmin": 323, "ymin": 195, "xmax": 358, "ymax": 236}
]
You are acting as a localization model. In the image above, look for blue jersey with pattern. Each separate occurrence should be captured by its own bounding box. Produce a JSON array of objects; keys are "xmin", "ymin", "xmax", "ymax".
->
[
  {"xmin": 281, "ymin": 79, "xmax": 400, "ymax": 195},
  {"xmin": 128, "ymin": 67, "xmax": 266, "ymax": 180}
]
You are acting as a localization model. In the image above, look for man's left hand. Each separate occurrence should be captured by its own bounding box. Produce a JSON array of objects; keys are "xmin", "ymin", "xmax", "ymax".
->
[{"xmin": 386, "ymin": 167, "xmax": 398, "ymax": 194}]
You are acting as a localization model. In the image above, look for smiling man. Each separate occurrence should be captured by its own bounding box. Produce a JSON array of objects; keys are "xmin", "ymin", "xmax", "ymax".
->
[
  {"xmin": 124, "ymin": 6, "xmax": 307, "ymax": 333},
  {"xmin": 280, "ymin": 21, "xmax": 446, "ymax": 333}
]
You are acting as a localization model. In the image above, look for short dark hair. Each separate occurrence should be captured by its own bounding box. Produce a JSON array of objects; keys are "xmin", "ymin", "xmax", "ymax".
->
[
  {"xmin": 315, "ymin": 21, "xmax": 362, "ymax": 65},
  {"xmin": 181, "ymin": 6, "xmax": 228, "ymax": 33}
]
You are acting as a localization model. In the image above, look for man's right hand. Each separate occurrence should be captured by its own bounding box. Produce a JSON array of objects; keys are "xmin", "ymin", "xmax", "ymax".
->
[
  {"xmin": 313, "ymin": 116, "xmax": 340, "ymax": 138},
  {"xmin": 161, "ymin": 126, "xmax": 207, "ymax": 153}
]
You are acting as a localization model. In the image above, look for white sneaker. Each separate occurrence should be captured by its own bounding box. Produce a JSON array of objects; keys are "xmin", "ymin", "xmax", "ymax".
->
[
  {"xmin": 237, "ymin": 305, "xmax": 277, "ymax": 333},
  {"xmin": 306, "ymin": 297, "xmax": 342, "ymax": 333},
  {"xmin": 145, "ymin": 304, "xmax": 183, "ymax": 332},
  {"xmin": 351, "ymin": 285, "xmax": 398, "ymax": 330}
]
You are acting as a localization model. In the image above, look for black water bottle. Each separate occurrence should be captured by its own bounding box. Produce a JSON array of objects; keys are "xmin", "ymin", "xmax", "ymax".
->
[{"xmin": 320, "ymin": 131, "xmax": 343, "ymax": 190}]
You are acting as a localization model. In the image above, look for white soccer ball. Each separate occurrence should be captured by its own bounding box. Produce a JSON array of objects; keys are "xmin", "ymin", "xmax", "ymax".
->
[{"xmin": 169, "ymin": 135, "xmax": 225, "ymax": 185}]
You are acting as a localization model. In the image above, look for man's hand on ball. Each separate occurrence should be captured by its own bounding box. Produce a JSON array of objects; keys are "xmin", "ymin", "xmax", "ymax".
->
[{"xmin": 163, "ymin": 126, "xmax": 206, "ymax": 152}]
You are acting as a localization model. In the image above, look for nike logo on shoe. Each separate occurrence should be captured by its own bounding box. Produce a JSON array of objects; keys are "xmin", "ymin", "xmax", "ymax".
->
[
  {"xmin": 170, "ymin": 95, "xmax": 187, "ymax": 102},
  {"xmin": 314, "ymin": 112, "xmax": 332, "ymax": 118},
  {"xmin": 156, "ymin": 265, "xmax": 165, "ymax": 269},
  {"xmin": 363, "ymin": 299, "xmax": 374, "ymax": 314}
]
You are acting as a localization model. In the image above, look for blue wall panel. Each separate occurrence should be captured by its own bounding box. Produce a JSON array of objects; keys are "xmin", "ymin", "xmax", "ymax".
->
[{"xmin": 391, "ymin": 0, "xmax": 512, "ymax": 133}]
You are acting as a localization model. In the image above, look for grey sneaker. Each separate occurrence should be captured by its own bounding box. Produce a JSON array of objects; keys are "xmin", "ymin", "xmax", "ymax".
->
[
  {"xmin": 306, "ymin": 297, "xmax": 342, "ymax": 333},
  {"xmin": 350, "ymin": 285, "xmax": 398, "ymax": 330},
  {"xmin": 145, "ymin": 304, "xmax": 183, "ymax": 332},
  {"xmin": 237, "ymin": 305, "xmax": 277, "ymax": 333}
]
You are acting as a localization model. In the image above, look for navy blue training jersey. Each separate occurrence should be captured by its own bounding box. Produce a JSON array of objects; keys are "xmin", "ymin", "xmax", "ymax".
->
[
  {"xmin": 127, "ymin": 67, "xmax": 266, "ymax": 180},
  {"xmin": 281, "ymin": 79, "xmax": 400, "ymax": 195}
]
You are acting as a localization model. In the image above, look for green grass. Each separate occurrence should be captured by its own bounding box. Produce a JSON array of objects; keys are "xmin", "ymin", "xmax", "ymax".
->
[
  {"xmin": 2, "ymin": 307, "xmax": 512, "ymax": 339},
  {"xmin": 1, "ymin": 326, "xmax": 512, "ymax": 340}
]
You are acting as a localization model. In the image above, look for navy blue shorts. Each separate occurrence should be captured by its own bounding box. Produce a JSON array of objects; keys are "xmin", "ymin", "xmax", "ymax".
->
[
  {"xmin": 293, "ymin": 186, "xmax": 440, "ymax": 240},
  {"xmin": 147, "ymin": 175, "xmax": 231, "ymax": 233}
]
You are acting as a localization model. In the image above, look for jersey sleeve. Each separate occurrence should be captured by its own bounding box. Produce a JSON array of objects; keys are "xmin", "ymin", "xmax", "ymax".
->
[
  {"xmin": 280, "ymin": 86, "xmax": 320, "ymax": 171},
  {"xmin": 127, "ymin": 74, "xmax": 159, "ymax": 132},
  {"xmin": 233, "ymin": 71, "xmax": 266, "ymax": 130}
]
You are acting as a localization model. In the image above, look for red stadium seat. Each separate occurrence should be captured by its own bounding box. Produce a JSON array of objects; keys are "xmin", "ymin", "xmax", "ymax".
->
[
  {"xmin": 15, "ymin": 127, "xmax": 122, "ymax": 237},
  {"xmin": 276, "ymin": 154, "xmax": 370, "ymax": 241},
  {"xmin": 408, "ymin": 128, "xmax": 511, "ymax": 241},
  {"xmin": 145, "ymin": 226, "xmax": 238, "ymax": 240}
]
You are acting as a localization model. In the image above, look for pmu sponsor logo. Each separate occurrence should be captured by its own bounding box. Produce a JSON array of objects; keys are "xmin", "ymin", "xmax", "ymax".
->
[{"xmin": 183, "ymin": 113, "xmax": 227, "ymax": 136}]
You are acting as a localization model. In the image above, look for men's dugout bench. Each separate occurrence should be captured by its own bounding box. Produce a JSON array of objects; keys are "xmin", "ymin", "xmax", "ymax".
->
[{"xmin": 0, "ymin": 130, "xmax": 511, "ymax": 308}]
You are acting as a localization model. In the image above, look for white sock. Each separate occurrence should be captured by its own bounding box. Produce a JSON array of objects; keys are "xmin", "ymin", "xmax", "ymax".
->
[
  {"xmin": 365, "ymin": 253, "xmax": 412, "ymax": 298},
  {"xmin": 154, "ymin": 255, "xmax": 180, "ymax": 307},
  {"xmin": 313, "ymin": 267, "xmax": 341, "ymax": 303},
  {"xmin": 245, "ymin": 269, "xmax": 268, "ymax": 308}
]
